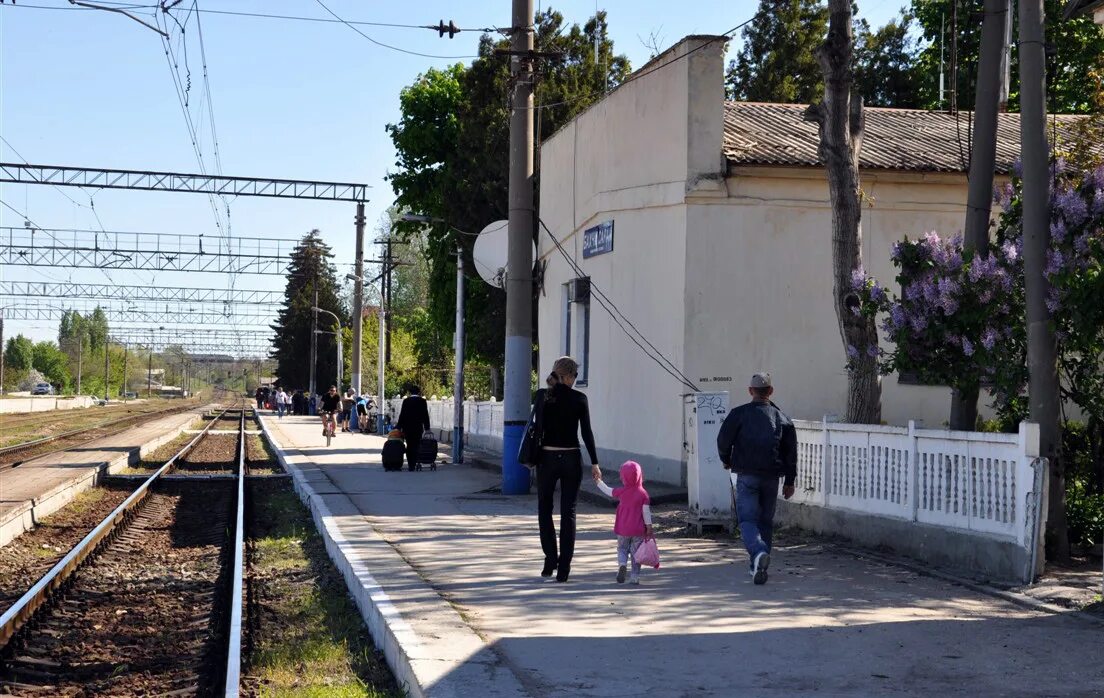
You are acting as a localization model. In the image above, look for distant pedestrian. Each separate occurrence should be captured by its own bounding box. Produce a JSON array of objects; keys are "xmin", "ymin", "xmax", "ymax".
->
[
  {"xmin": 255, "ymin": 387, "xmax": 263, "ymax": 410},
  {"xmin": 593, "ymin": 461, "xmax": 653, "ymax": 585},
  {"xmin": 276, "ymin": 388, "xmax": 288, "ymax": 418},
  {"xmin": 532, "ymin": 356, "xmax": 600, "ymax": 583},
  {"xmin": 291, "ymin": 389, "xmax": 303, "ymax": 416},
  {"xmin": 716, "ymin": 372, "xmax": 797, "ymax": 585},
  {"xmin": 340, "ymin": 389, "xmax": 356, "ymax": 432},
  {"xmin": 396, "ymin": 384, "xmax": 430, "ymax": 471}
]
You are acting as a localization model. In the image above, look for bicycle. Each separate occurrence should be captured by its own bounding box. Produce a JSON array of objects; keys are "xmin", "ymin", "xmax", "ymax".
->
[{"xmin": 321, "ymin": 411, "xmax": 338, "ymax": 446}]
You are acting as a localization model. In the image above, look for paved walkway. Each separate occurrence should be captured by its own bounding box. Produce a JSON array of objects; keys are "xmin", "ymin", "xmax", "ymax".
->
[{"xmin": 262, "ymin": 414, "xmax": 1104, "ymax": 698}]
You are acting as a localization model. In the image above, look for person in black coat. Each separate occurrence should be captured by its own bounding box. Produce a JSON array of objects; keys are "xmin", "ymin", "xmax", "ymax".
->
[{"xmin": 396, "ymin": 384, "xmax": 430, "ymax": 471}]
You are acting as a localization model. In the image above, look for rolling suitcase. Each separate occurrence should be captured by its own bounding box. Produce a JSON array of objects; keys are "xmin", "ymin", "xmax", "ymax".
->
[
  {"xmin": 418, "ymin": 430, "xmax": 438, "ymax": 471},
  {"xmin": 381, "ymin": 438, "xmax": 406, "ymax": 471}
]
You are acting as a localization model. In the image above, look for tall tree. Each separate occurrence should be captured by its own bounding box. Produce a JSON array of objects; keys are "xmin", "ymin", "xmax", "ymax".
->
[
  {"xmin": 853, "ymin": 11, "xmax": 923, "ymax": 108},
  {"xmin": 911, "ymin": 0, "xmax": 1104, "ymax": 113},
  {"xmin": 726, "ymin": 0, "xmax": 829, "ymax": 103},
  {"xmin": 805, "ymin": 0, "xmax": 881, "ymax": 424},
  {"xmin": 4, "ymin": 335, "xmax": 34, "ymax": 372},
  {"xmin": 32, "ymin": 341, "xmax": 70, "ymax": 389},
  {"xmin": 386, "ymin": 9, "xmax": 630, "ymax": 368},
  {"xmin": 270, "ymin": 231, "xmax": 347, "ymax": 390}
]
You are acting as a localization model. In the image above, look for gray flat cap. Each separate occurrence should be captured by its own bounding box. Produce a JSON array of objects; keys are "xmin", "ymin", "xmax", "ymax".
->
[{"xmin": 749, "ymin": 372, "xmax": 772, "ymax": 388}]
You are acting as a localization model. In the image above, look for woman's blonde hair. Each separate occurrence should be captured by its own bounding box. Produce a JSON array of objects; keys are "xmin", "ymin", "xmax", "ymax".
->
[{"xmin": 552, "ymin": 356, "xmax": 578, "ymax": 380}]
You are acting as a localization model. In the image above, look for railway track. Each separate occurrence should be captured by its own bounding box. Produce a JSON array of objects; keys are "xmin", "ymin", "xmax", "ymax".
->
[
  {"xmin": 0, "ymin": 401, "xmax": 249, "ymax": 696},
  {"xmin": 0, "ymin": 399, "xmax": 206, "ymax": 471}
]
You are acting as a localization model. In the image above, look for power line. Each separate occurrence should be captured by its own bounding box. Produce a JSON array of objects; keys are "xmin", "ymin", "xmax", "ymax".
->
[
  {"xmin": 312, "ymin": 0, "xmax": 481, "ymax": 59},
  {"xmin": 538, "ymin": 218, "xmax": 699, "ymax": 392}
]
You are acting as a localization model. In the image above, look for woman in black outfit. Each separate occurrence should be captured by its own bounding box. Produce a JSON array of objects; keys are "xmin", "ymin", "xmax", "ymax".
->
[{"xmin": 538, "ymin": 356, "xmax": 601, "ymax": 582}]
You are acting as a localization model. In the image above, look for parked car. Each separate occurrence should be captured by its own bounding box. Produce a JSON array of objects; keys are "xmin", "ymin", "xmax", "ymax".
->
[
  {"xmin": 31, "ymin": 383, "xmax": 54, "ymax": 395},
  {"xmin": 123, "ymin": 391, "xmax": 138, "ymax": 399}
]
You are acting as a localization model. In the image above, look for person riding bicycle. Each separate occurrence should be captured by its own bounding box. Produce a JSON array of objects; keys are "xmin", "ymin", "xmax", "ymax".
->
[{"xmin": 319, "ymin": 385, "xmax": 342, "ymax": 437}]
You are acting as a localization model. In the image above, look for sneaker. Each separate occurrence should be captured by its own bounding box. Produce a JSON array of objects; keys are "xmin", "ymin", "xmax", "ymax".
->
[
  {"xmin": 616, "ymin": 565, "xmax": 627, "ymax": 584},
  {"xmin": 751, "ymin": 552, "xmax": 771, "ymax": 585}
]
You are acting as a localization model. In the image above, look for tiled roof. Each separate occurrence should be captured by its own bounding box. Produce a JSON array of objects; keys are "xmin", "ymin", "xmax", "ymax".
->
[{"xmin": 723, "ymin": 102, "xmax": 1091, "ymax": 174}]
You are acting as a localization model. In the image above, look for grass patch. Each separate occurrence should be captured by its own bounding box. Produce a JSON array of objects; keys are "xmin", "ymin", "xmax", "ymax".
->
[
  {"xmin": 248, "ymin": 485, "xmax": 400, "ymax": 698},
  {"xmin": 139, "ymin": 432, "xmax": 196, "ymax": 466}
]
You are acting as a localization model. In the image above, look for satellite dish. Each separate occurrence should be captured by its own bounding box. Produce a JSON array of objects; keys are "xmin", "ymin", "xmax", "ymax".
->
[{"xmin": 472, "ymin": 220, "xmax": 534, "ymax": 288}]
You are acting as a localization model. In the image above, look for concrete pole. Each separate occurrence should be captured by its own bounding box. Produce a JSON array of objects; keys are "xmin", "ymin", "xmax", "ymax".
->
[
  {"xmin": 377, "ymin": 285, "xmax": 387, "ymax": 434},
  {"xmin": 122, "ymin": 343, "xmax": 128, "ymax": 400},
  {"xmin": 104, "ymin": 340, "xmax": 110, "ymax": 399},
  {"xmin": 352, "ymin": 202, "xmax": 366, "ymax": 394},
  {"xmin": 453, "ymin": 243, "xmax": 466, "ymax": 463},
  {"xmin": 1018, "ymin": 0, "xmax": 1067, "ymax": 562},
  {"xmin": 147, "ymin": 349, "xmax": 153, "ymax": 398},
  {"xmin": 309, "ymin": 288, "xmax": 318, "ymax": 400},
  {"xmin": 76, "ymin": 334, "xmax": 83, "ymax": 395},
  {"xmin": 1, "ymin": 317, "xmax": 5, "ymax": 396},
  {"xmin": 950, "ymin": 0, "xmax": 1008, "ymax": 430},
  {"xmin": 502, "ymin": 0, "xmax": 535, "ymax": 495}
]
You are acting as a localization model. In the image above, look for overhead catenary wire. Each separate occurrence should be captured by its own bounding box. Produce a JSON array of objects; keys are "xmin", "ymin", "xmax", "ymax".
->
[
  {"xmin": 538, "ymin": 218, "xmax": 699, "ymax": 393},
  {"xmin": 312, "ymin": 0, "xmax": 481, "ymax": 59}
]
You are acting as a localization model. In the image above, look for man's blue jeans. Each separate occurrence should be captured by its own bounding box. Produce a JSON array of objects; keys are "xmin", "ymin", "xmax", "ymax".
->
[{"xmin": 732, "ymin": 473, "xmax": 779, "ymax": 566}]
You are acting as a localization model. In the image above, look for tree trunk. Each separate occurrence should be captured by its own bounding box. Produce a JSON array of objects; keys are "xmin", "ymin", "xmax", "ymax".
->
[
  {"xmin": 805, "ymin": 0, "xmax": 881, "ymax": 425},
  {"xmin": 1019, "ymin": 0, "xmax": 1068, "ymax": 562},
  {"xmin": 951, "ymin": 0, "xmax": 1009, "ymax": 431}
]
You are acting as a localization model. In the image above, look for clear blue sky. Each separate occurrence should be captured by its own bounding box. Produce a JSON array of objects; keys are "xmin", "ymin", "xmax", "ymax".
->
[{"xmin": 0, "ymin": 0, "xmax": 908, "ymax": 346}]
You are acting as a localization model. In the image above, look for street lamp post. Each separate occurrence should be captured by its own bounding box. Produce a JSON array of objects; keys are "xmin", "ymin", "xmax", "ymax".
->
[
  {"xmin": 312, "ymin": 307, "xmax": 343, "ymax": 389},
  {"xmin": 400, "ymin": 214, "xmax": 467, "ymax": 463}
]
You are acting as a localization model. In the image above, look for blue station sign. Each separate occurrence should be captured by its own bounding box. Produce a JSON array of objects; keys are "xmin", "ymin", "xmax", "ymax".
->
[{"xmin": 582, "ymin": 220, "xmax": 614, "ymax": 259}]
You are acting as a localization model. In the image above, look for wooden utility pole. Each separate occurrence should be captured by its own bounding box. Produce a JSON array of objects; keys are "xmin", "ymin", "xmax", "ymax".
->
[
  {"xmin": 951, "ymin": 0, "xmax": 1009, "ymax": 430},
  {"xmin": 1019, "ymin": 0, "xmax": 1067, "ymax": 561},
  {"xmin": 805, "ymin": 0, "xmax": 881, "ymax": 424}
]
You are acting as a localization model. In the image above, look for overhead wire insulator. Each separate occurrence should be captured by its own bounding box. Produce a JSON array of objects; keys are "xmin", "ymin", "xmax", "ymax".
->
[{"xmin": 436, "ymin": 20, "xmax": 460, "ymax": 38}]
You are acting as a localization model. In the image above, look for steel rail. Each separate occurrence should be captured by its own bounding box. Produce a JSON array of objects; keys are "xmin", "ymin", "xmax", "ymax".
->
[
  {"xmin": 0, "ymin": 403, "xmax": 235, "ymax": 647},
  {"xmin": 224, "ymin": 409, "xmax": 246, "ymax": 697},
  {"xmin": 0, "ymin": 399, "xmax": 203, "ymax": 469}
]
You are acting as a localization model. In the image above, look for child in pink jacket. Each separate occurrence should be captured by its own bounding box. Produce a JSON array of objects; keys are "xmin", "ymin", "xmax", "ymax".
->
[{"xmin": 593, "ymin": 461, "xmax": 653, "ymax": 584}]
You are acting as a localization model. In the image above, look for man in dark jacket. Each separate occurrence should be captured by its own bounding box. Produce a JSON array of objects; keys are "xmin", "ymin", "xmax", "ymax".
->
[
  {"xmin": 716, "ymin": 372, "xmax": 797, "ymax": 585},
  {"xmin": 396, "ymin": 385, "xmax": 430, "ymax": 471}
]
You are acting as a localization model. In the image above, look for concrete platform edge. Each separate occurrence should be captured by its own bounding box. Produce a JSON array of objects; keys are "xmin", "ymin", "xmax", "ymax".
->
[
  {"xmin": 0, "ymin": 409, "xmax": 202, "ymax": 547},
  {"xmin": 256, "ymin": 413, "xmax": 528, "ymax": 698}
]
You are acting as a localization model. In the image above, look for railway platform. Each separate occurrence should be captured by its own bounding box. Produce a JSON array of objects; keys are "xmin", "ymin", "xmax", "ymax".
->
[
  {"xmin": 0, "ymin": 406, "xmax": 206, "ymax": 546},
  {"xmin": 260, "ymin": 413, "xmax": 1104, "ymax": 698}
]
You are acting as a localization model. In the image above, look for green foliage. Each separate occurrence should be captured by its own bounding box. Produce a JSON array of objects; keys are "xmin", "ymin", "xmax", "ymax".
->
[
  {"xmin": 854, "ymin": 11, "xmax": 924, "ymax": 108},
  {"xmin": 911, "ymin": 0, "xmax": 1104, "ymax": 113},
  {"xmin": 385, "ymin": 9, "xmax": 631, "ymax": 367},
  {"xmin": 1066, "ymin": 476, "xmax": 1104, "ymax": 548},
  {"xmin": 271, "ymin": 231, "xmax": 348, "ymax": 390},
  {"xmin": 32, "ymin": 340, "xmax": 70, "ymax": 390},
  {"xmin": 4, "ymin": 334, "xmax": 34, "ymax": 372},
  {"xmin": 726, "ymin": 0, "xmax": 828, "ymax": 103}
]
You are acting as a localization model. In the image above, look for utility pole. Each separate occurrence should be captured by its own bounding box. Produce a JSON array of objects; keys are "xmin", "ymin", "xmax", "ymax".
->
[
  {"xmin": 122, "ymin": 342, "xmax": 128, "ymax": 400},
  {"xmin": 76, "ymin": 332, "xmax": 84, "ymax": 395},
  {"xmin": 502, "ymin": 0, "xmax": 535, "ymax": 495},
  {"xmin": 453, "ymin": 242, "xmax": 466, "ymax": 463},
  {"xmin": 949, "ymin": 0, "xmax": 959, "ymax": 114},
  {"xmin": 1019, "ymin": 0, "xmax": 1066, "ymax": 564},
  {"xmin": 147, "ymin": 348, "xmax": 153, "ymax": 398},
  {"xmin": 351, "ymin": 202, "xmax": 366, "ymax": 394},
  {"xmin": 1, "ymin": 317, "xmax": 5, "ymax": 396},
  {"xmin": 385, "ymin": 239, "xmax": 393, "ymax": 363},
  {"xmin": 103, "ymin": 340, "xmax": 110, "ymax": 400},
  {"xmin": 951, "ymin": 0, "xmax": 1008, "ymax": 430},
  {"xmin": 377, "ymin": 284, "xmax": 387, "ymax": 433},
  {"xmin": 309, "ymin": 287, "xmax": 319, "ymax": 403}
]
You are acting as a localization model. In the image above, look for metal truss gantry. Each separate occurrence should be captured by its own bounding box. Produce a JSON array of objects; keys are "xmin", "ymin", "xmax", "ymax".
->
[
  {"xmin": 0, "ymin": 280, "xmax": 281, "ymax": 306},
  {"xmin": 1, "ymin": 163, "xmax": 368, "ymax": 202},
  {"xmin": 1, "ymin": 227, "xmax": 301, "ymax": 274},
  {"xmin": 2, "ymin": 300, "xmax": 275, "ymax": 326}
]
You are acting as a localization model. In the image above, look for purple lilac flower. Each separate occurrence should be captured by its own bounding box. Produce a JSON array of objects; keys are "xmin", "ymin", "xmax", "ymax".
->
[
  {"xmin": 947, "ymin": 334, "xmax": 961, "ymax": 347},
  {"xmin": 981, "ymin": 327, "xmax": 999, "ymax": 351},
  {"xmin": 870, "ymin": 283, "xmax": 886, "ymax": 303},
  {"xmin": 937, "ymin": 277, "xmax": 960, "ymax": 297},
  {"xmin": 1045, "ymin": 290, "xmax": 1061, "ymax": 314},
  {"xmin": 1052, "ymin": 157, "xmax": 1068, "ymax": 178},
  {"xmin": 962, "ymin": 337, "xmax": 975, "ymax": 357},
  {"xmin": 1001, "ymin": 240, "xmax": 1020, "ymax": 263},
  {"xmin": 1012, "ymin": 158, "xmax": 1023, "ymax": 178},
  {"xmin": 850, "ymin": 305, "xmax": 862, "ymax": 316},
  {"xmin": 904, "ymin": 283, "xmax": 922, "ymax": 301},
  {"xmin": 890, "ymin": 241, "xmax": 904, "ymax": 262},
  {"xmin": 909, "ymin": 313, "xmax": 928, "ymax": 331},
  {"xmin": 1092, "ymin": 189, "xmax": 1104, "ymax": 216},
  {"xmin": 1055, "ymin": 187, "xmax": 1088, "ymax": 226},
  {"xmin": 1050, "ymin": 218, "xmax": 1067, "ymax": 241},
  {"xmin": 1044, "ymin": 249, "xmax": 1065, "ymax": 277},
  {"xmin": 850, "ymin": 268, "xmax": 866, "ymax": 292},
  {"xmin": 978, "ymin": 288, "xmax": 993, "ymax": 304},
  {"xmin": 889, "ymin": 304, "xmax": 906, "ymax": 330},
  {"xmin": 940, "ymin": 296, "xmax": 959, "ymax": 316},
  {"xmin": 847, "ymin": 344, "xmax": 859, "ymax": 359}
]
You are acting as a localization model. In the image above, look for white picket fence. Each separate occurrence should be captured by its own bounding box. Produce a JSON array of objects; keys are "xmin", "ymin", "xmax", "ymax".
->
[
  {"xmin": 389, "ymin": 399, "xmax": 1044, "ymax": 548},
  {"xmin": 791, "ymin": 419, "xmax": 1044, "ymax": 546}
]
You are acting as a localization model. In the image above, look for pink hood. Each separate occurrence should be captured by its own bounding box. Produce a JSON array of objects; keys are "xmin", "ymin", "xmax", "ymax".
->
[{"xmin": 619, "ymin": 461, "xmax": 643, "ymax": 488}]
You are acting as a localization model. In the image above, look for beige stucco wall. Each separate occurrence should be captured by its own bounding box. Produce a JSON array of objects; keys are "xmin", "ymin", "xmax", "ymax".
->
[{"xmin": 686, "ymin": 168, "xmax": 998, "ymax": 429}]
